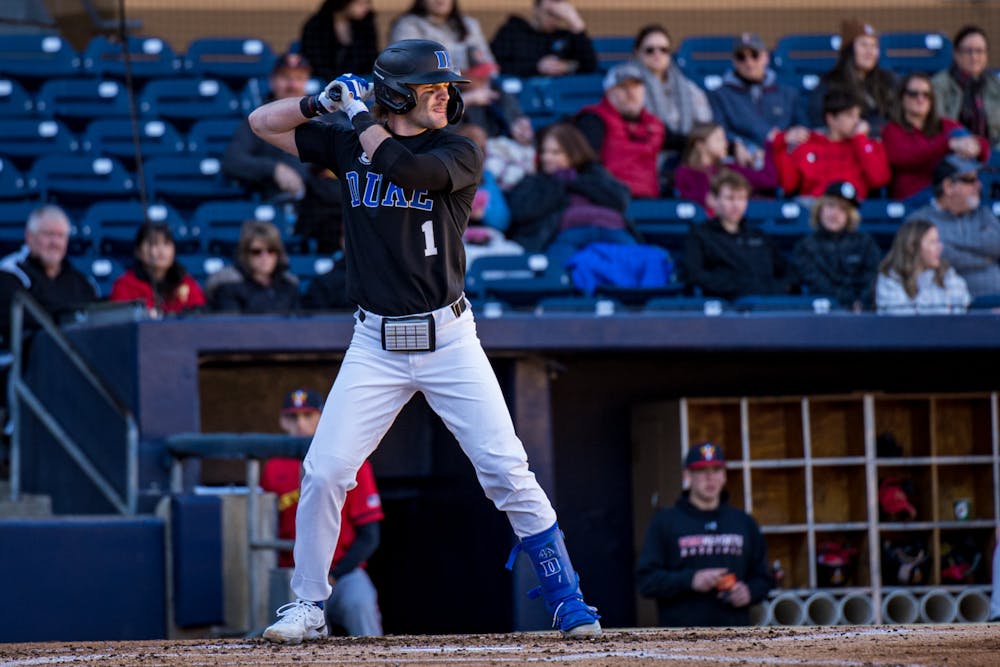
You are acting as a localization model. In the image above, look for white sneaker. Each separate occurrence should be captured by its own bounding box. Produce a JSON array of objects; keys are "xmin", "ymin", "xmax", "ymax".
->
[{"xmin": 262, "ymin": 600, "xmax": 328, "ymax": 645}]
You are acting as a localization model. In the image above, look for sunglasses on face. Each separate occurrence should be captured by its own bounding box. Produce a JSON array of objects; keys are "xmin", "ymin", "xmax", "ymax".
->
[
  {"xmin": 735, "ymin": 50, "xmax": 760, "ymax": 62},
  {"xmin": 954, "ymin": 174, "xmax": 979, "ymax": 184},
  {"xmin": 249, "ymin": 246, "xmax": 278, "ymax": 256},
  {"xmin": 903, "ymin": 89, "xmax": 931, "ymax": 99},
  {"xmin": 642, "ymin": 45, "xmax": 671, "ymax": 55}
]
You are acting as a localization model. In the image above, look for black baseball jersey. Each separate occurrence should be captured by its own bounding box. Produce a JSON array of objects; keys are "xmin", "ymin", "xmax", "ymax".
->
[{"xmin": 295, "ymin": 118, "xmax": 482, "ymax": 316}]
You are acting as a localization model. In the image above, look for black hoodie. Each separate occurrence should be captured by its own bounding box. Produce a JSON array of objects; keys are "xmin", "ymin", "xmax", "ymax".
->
[{"xmin": 636, "ymin": 490, "xmax": 773, "ymax": 627}]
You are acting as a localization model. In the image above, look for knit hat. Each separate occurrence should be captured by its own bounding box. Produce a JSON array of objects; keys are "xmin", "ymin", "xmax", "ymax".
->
[{"xmin": 840, "ymin": 19, "xmax": 878, "ymax": 51}]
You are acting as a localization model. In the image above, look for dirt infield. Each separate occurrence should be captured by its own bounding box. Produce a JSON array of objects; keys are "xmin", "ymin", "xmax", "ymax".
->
[{"xmin": 2, "ymin": 625, "xmax": 999, "ymax": 667}]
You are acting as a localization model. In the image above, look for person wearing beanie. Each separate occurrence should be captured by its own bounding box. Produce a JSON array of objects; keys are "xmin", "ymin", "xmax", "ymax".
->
[
  {"xmin": 807, "ymin": 19, "xmax": 897, "ymax": 137},
  {"xmin": 636, "ymin": 442, "xmax": 774, "ymax": 627},
  {"xmin": 931, "ymin": 25, "xmax": 1000, "ymax": 147}
]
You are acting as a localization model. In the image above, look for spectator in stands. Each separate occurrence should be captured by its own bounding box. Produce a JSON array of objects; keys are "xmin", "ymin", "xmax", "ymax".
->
[
  {"xmin": 300, "ymin": 0, "xmax": 379, "ymax": 82},
  {"xmin": 792, "ymin": 181, "xmax": 881, "ymax": 311},
  {"xmin": 389, "ymin": 0, "xmax": 495, "ymax": 71},
  {"xmin": 485, "ymin": 116, "xmax": 537, "ymax": 191},
  {"xmin": 932, "ymin": 26, "xmax": 1000, "ymax": 147},
  {"xmin": 109, "ymin": 222, "xmax": 206, "ymax": 316},
  {"xmin": 883, "ymin": 73, "xmax": 989, "ymax": 202},
  {"xmin": 773, "ymin": 88, "xmax": 891, "ymax": 201},
  {"xmin": 458, "ymin": 61, "xmax": 525, "ymax": 138},
  {"xmin": 575, "ymin": 62, "xmax": 667, "ymax": 198},
  {"xmin": 490, "ymin": 0, "xmax": 597, "ymax": 78},
  {"xmin": 0, "ymin": 205, "xmax": 98, "ymax": 342},
  {"xmin": 709, "ymin": 32, "xmax": 807, "ymax": 170},
  {"xmin": 809, "ymin": 19, "xmax": 896, "ymax": 137},
  {"xmin": 674, "ymin": 122, "xmax": 776, "ymax": 207},
  {"xmin": 680, "ymin": 170, "xmax": 791, "ymax": 300},
  {"xmin": 206, "ymin": 220, "xmax": 300, "ymax": 314},
  {"xmin": 506, "ymin": 123, "xmax": 635, "ymax": 267},
  {"xmin": 636, "ymin": 442, "xmax": 773, "ymax": 627},
  {"xmin": 906, "ymin": 155, "xmax": 1000, "ymax": 297},
  {"xmin": 632, "ymin": 24, "xmax": 712, "ymax": 143},
  {"xmin": 876, "ymin": 218, "xmax": 970, "ymax": 314},
  {"xmin": 222, "ymin": 53, "xmax": 343, "ymax": 253},
  {"xmin": 261, "ymin": 388, "xmax": 383, "ymax": 635}
]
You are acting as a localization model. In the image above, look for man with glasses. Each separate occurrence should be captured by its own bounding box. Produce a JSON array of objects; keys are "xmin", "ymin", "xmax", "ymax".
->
[
  {"xmin": 907, "ymin": 154, "xmax": 1000, "ymax": 297},
  {"xmin": 708, "ymin": 32, "xmax": 807, "ymax": 169},
  {"xmin": 932, "ymin": 26, "xmax": 1000, "ymax": 147}
]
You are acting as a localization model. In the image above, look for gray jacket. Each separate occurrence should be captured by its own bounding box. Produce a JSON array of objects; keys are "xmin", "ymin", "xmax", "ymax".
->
[
  {"xmin": 907, "ymin": 200, "xmax": 1000, "ymax": 297},
  {"xmin": 931, "ymin": 69, "xmax": 1000, "ymax": 144}
]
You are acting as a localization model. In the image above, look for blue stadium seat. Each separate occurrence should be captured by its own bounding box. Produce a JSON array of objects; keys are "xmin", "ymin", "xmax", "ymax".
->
[
  {"xmin": 535, "ymin": 73, "xmax": 605, "ymax": 118},
  {"xmin": 176, "ymin": 253, "xmax": 228, "ymax": 286},
  {"xmin": 69, "ymin": 255, "xmax": 126, "ymax": 297},
  {"xmin": 184, "ymin": 37, "xmax": 276, "ymax": 83},
  {"xmin": 534, "ymin": 295, "xmax": 625, "ymax": 316},
  {"xmin": 287, "ymin": 253, "xmax": 335, "ymax": 292},
  {"xmin": 0, "ymin": 118, "xmax": 79, "ymax": 170},
  {"xmin": 745, "ymin": 199, "xmax": 807, "ymax": 226},
  {"xmin": 35, "ymin": 79, "xmax": 132, "ymax": 129},
  {"xmin": 860, "ymin": 198, "xmax": 908, "ymax": 248},
  {"xmin": 81, "ymin": 201, "xmax": 193, "ymax": 256},
  {"xmin": 81, "ymin": 118, "xmax": 186, "ymax": 165},
  {"xmin": 592, "ymin": 35, "xmax": 635, "ymax": 71},
  {"xmin": 0, "ymin": 78, "xmax": 35, "ymax": 117},
  {"xmin": 0, "ymin": 34, "xmax": 80, "ymax": 85},
  {"xmin": 192, "ymin": 200, "xmax": 287, "ymax": 255},
  {"xmin": 143, "ymin": 156, "xmax": 244, "ymax": 209},
  {"xmin": 674, "ymin": 35, "xmax": 738, "ymax": 81},
  {"xmin": 732, "ymin": 294, "xmax": 838, "ymax": 312},
  {"xmin": 187, "ymin": 118, "xmax": 240, "ymax": 156},
  {"xmin": 28, "ymin": 155, "xmax": 135, "ymax": 205},
  {"xmin": 465, "ymin": 253, "xmax": 574, "ymax": 306},
  {"xmin": 0, "ymin": 158, "xmax": 34, "ymax": 200},
  {"xmin": 970, "ymin": 293, "xmax": 1000, "ymax": 311},
  {"xmin": 879, "ymin": 32, "xmax": 952, "ymax": 76},
  {"xmin": 771, "ymin": 33, "xmax": 840, "ymax": 78},
  {"xmin": 81, "ymin": 35, "xmax": 183, "ymax": 81},
  {"xmin": 138, "ymin": 78, "xmax": 240, "ymax": 132},
  {"xmin": 628, "ymin": 198, "xmax": 707, "ymax": 252},
  {"xmin": 0, "ymin": 201, "xmax": 38, "ymax": 255},
  {"xmin": 594, "ymin": 283, "xmax": 684, "ymax": 307},
  {"xmin": 643, "ymin": 296, "xmax": 729, "ymax": 314}
]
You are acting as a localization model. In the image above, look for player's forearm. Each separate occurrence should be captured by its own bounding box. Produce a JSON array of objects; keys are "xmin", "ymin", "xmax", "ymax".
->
[{"xmin": 248, "ymin": 97, "xmax": 307, "ymax": 157}]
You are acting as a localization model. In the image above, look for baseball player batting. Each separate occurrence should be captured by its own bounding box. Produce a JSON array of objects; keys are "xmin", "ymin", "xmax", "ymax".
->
[{"xmin": 248, "ymin": 39, "xmax": 601, "ymax": 644}]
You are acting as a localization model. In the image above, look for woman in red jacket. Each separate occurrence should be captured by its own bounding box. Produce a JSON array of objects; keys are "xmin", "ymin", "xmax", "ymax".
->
[
  {"xmin": 109, "ymin": 222, "xmax": 205, "ymax": 316},
  {"xmin": 882, "ymin": 72, "xmax": 989, "ymax": 201}
]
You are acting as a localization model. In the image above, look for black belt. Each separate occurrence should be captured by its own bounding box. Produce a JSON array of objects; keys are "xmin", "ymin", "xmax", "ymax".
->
[{"xmin": 358, "ymin": 297, "xmax": 467, "ymax": 323}]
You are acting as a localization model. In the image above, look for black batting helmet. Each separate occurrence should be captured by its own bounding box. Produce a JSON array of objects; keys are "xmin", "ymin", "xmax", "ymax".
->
[{"xmin": 373, "ymin": 39, "xmax": 469, "ymax": 124}]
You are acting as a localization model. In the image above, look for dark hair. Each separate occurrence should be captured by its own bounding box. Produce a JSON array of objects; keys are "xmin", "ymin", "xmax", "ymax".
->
[
  {"xmin": 709, "ymin": 168, "xmax": 751, "ymax": 195},
  {"xmin": 823, "ymin": 87, "xmax": 862, "ymax": 117},
  {"xmin": 634, "ymin": 24, "xmax": 671, "ymax": 52},
  {"xmin": 891, "ymin": 72, "xmax": 942, "ymax": 136},
  {"xmin": 404, "ymin": 0, "xmax": 468, "ymax": 41},
  {"xmin": 537, "ymin": 123, "xmax": 596, "ymax": 170},
  {"xmin": 236, "ymin": 220, "xmax": 290, "ymax": 275},
  {"xmin": 822, "ymin": 40, "xmax": 895, "ymax": 119},
  {"xmin": 681, "ymin": 122, "xmax": 724, "ymax": 168},
  {"xmin": 954, "ymin": 25, "xmax": 988, "ymax": 51},
  {"xmin": 879, "ymin": 219, "xmax": 949, "ymax": 298},
  {"xmin": 132, "ymin": 222, "xmax": 187, "ymax": 299}
]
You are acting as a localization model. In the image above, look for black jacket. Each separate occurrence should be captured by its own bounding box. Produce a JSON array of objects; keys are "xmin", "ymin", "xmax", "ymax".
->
[
  {"xmin": 208, "ymin": 266, "xmax": 300, "ymax": 314},
  {"xmin": 636, "ymin": 491, "xmax": 773, "ymax": 627},
  {"xmin": 506, "ymin": 163, "xmax": 632, "ymax": 253},
  {"xmin": 680, "ymin": 218, "xmax": 791, "ymax": 300},
  {"xmin": 302, "ymin": 253, "xmax": 352, "ymax": 311},
  {"xmin": 300, "ymin": 2, "xmax": 378, "ymax": 81},
  {"xmin": 792, "ymin": 227, "xmax": 881, "ymax": 309},
  {"xmin": 0, "ymin": 251, "xmax": 98, "ymax": 345},
  {"xmin": 490, "ymin": 16, "xmax": 597, "ymax": 78}
]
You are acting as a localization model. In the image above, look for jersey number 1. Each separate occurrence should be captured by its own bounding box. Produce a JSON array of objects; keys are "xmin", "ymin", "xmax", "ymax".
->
[{"xmin": 421, "ymin": 220, "xmax": 438, "ymax": 257}]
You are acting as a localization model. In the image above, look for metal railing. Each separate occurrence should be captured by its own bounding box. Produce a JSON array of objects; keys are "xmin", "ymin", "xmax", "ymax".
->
[{"xmin": 7, "ymin": 291, "xmax": 139, "ymax": 514}]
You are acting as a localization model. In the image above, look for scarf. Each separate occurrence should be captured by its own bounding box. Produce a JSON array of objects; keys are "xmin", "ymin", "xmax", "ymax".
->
[
  {"xmin": 950, "ymin": 64, "xmax": 988, "ymax": 139},
  {"xmin": 638, "ymin": 60, "xmax": 696, "ymax": 135}
]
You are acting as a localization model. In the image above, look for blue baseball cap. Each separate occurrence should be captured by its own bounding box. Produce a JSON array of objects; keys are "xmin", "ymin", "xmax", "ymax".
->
[
  {"xmin": 685, "ymin": 442, "xmax": 726, "ymax": 469},
  {"xmin": 933, "ymin": 154, "xmax": 980, "ymax": 186},
  {"xmin": 282, "ymin": 388, "xmax": 322, "ymax": 414}
]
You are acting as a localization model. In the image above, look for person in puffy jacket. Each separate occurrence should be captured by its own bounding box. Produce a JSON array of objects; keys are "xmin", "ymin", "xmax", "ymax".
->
[
  {"xmin": 206, "ymin": 220, "xmax": 300, "ymax": 314},
  {"xmin": 109, "ymin": 222, "xmax": 205, "ymax": 315}
]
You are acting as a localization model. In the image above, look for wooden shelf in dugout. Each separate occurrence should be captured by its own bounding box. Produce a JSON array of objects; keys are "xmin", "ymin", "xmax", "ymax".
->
[
  {"xmin": 815, "ymin": 530, "xmax": 870, "ymax": 588},
  {"xmin": 936, "ymin": 465, "xmax": 994, "ymax": 523},
  {"xmin": 686, "ymin": 399, "xmax": 740, "ymax": 451},
  {"xmin": 932, "ymin": 396, "xmax": 994, "ymax": 457},
  {"xmin": 813, "ymin": 465, "xmax": 869, "ymax": 524},
  {"xmin": 751, "ymin": 468, "xmax": 807, "ymax": 526},
  {"xmin": 808, "ymin": 398, "xmax": 865, "ymax": 458},
  {"xmin": 766, "ymin": 533, "xmax": 810, "ymax": 590},
  {"xmin": 873, "ymin": 396, "xmax": 933, "ymax": 458},
  {"xmin": 747, "ymin": 399, "xmax": 804, "ymax": 460}
]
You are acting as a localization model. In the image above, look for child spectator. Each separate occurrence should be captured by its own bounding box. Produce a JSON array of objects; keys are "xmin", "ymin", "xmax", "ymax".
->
[
  {"xmin": 876, "ymin": 219, "xmax": 970, "ymax": 314},
  {"xmin": 575, "ymin": 62, "xmax": 667, "ymax": 198},
  {"xmin": 632, "ymin": 24, "xmax": 712, "ymax": 142},
  {"xmin": 883, "ymin": 73, "xmax": 988, "ymax": 201},
  {"xmin": 389, "ymin": 0, "xmax": 495, "ymax": 72},
  {"xmin": 300, "ymin": 0, "xmax": 378, "ymax": 81},
  {"xmin": 932, "ymin": 26, "xmax": 1000, "ymax": 146},
  {"xmin": 792, "ymin": 181, "xmax": 881, "ymax": 311},
  {"xmin": 773, "ymin": 88, "xmax": 890, "ymax": 201},
  {"xmin": 110, "ymin": 222, "xmax": 205, "ymax": 316},
  {"xmin": 680, "ymin": 170, "xmax": 791, "ymax": 300},
  {"xmin": 809, "ymin": 19, "xmax": 897, "ymax": 137},
  {"xmin": 674, "ymin": 122, "xmax": 776, "ymax": 207},
  {"xmin": 206, "ymin": 220, "xmax": 300, "ymax": 314},
  {"xmin": 485, "ymin": 116, "xmax": 537, "ymax": 191},
  {"xmin": 490, "ymin": 0, "xmax": 597, "ymax": 78}
]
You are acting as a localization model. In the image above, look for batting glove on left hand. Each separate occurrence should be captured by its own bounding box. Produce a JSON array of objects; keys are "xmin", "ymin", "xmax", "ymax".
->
[{"xmin": 320, "ymin": 74, "xmax": 372, "ymax": 119}]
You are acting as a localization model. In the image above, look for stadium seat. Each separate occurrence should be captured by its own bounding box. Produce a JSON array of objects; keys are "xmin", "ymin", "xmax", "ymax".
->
[
  {"xmin": 143, "ymin": 156, "xmax": 244, "ymax": 210},
  {"xmin": 81, "ymin": 35, "xmax": 183, "ymax": 81},
  {"xmin": 643, "ymin": 296, "xmax": 729, "ymax": 314},
  {"xmin": 35, "ymin": 78, "xmax": 132, "ymax": 130},
  {"xmin": 69, "ymin": 255, "xmax": 126, "ymax": 298},
  {"xmin": 879, "ymin": 32, "xmax": 952, "ymax": 76},
  {"xmin": 745, "ymin": 199, "xmax": 807, "ymax": 226},
  {"xmin": 465, "ymin": 253, "xmax": 574, "ymax": 306},
  {"xmin": 628, "ymin": 198, "xmax": 707, "ymax": 253},
  {"xmin": 192, "ymin": 200, "xmax": 287, "ymax": 255},
  {"xmin": 771, "ymin": 33, "xmax": 840, "ymax": 78},
  {"xmin": 969, "ymin": 293, "xmax": 1000, "ymax": 311},
  {"xmin": 732, "ymin": 294, "xmax": 838, "ymax": 312},
  {"xmin": 176, "ymin": 252, "xmax": 228, "ymax": 286},
  {"xmin": 138, "ymin": 78, "xmax": 241, "ymax": 130},
  {"xmin": 535, "ymin": 73, "xmax": 605, "ymax": 118},
  {"xmin": 0, "ymin": 119, "xmax": 78, "ymax": 170},
  {"xmin": 592, "ymin": 35, "xmax": 635, "ymax": 71},
  {"xmin": 859, "ymin": 198, "xmax": 908, "ymax": 248},
  {"xmin": 0, "ymin": 201, "xmax": 38, "ymax": 254},
  {"xmin": 594, "ymin": 283, "xmax": 684, "ymax": 307},
  {"xmin": 0, "ymin": 158, "xmax": 34, "ymax": 200},
  {"xmin": 0, "ymin": 34, "xmax": 80, "ymax": 85},
  {"xmin": 28, "ymin": 154, "xmax": 135, "ymax": 206},
  {"xmin": 184, "ymin": 37, "xmax": 277, "ymax": 83},
  {"xmin": 287, "ymin": 253, "xmax": 335, "ymax": 292},
  {"xmin": 187, "ymin": 118, "xmax": 240, "ymax": 156},
  {"xmin": 0, "ymin": 78, "xmax": 35, "ymax": 117},
  {"xmin": 533, "ymin": 295, "xmax": 624, "ymax": 316},
  {"xmin": 81, "ymin": 118, "xmax": 186, "ymax": 165},
  {"xmin": 674, "ymin": 35, "xmax": 738, "ymax": 81},
  {"xmin": 81, "ymin": 201, "xmax": 193, "ymax": 256}
]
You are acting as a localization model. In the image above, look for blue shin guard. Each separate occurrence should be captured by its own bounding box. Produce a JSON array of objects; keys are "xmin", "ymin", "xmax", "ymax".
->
[{"xmin": 506, "ymin": 522, "xmax": 601, "ymax": 637}]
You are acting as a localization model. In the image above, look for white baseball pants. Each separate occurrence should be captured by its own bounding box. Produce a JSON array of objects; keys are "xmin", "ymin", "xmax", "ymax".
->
[{"xmin": 290, "ymin": 302, "xmax": 558, "ymax": 603}]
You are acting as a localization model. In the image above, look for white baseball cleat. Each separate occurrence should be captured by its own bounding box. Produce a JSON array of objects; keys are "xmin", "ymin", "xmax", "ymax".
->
[{"xmin": 262, "ymin": 600, "xmax": 328, "ymax": 644}]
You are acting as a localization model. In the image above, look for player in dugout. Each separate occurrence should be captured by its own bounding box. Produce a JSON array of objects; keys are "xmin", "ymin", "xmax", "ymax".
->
[{"xmin": 248, "ymin": 38, "xmax": 601, "ymax": 643}]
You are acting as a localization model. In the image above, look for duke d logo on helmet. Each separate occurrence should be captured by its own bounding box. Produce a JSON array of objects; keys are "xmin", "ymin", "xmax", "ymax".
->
[{"xmin": 373, "ymin": 39, "xmax": 469, "ymax": 124}]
